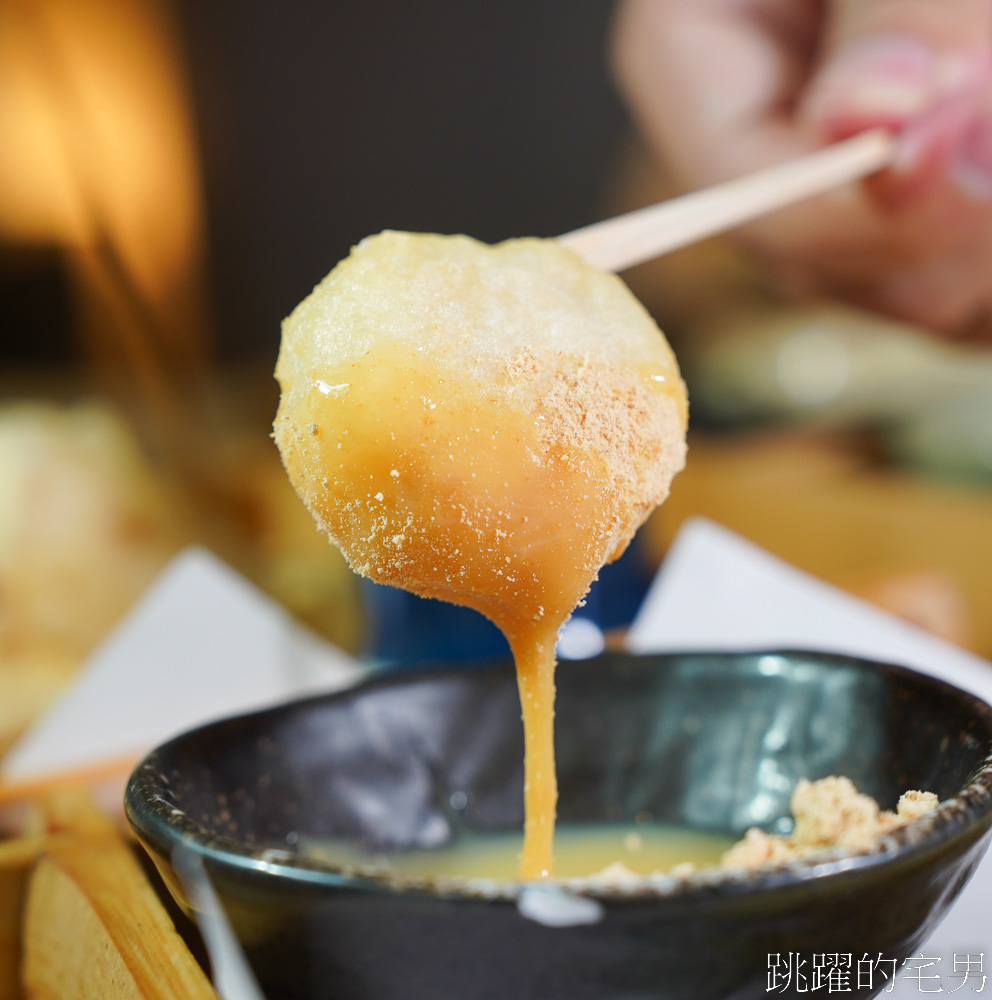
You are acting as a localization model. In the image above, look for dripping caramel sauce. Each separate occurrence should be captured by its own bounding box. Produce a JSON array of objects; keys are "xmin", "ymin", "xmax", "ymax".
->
[{"xmin": 276, "ymin": 340, "xmax": 683, "ymax": 879}]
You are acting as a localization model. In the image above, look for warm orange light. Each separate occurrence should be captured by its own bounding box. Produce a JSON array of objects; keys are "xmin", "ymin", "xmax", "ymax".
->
[{"xmin": 0, "ymin": 0, "xmax": 206, "ymax": 322}]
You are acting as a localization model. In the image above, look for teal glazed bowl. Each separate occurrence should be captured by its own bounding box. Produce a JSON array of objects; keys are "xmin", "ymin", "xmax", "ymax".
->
[{"xmin": 125, "ymin": 651, "xmax": 992, "ymax": 1000}]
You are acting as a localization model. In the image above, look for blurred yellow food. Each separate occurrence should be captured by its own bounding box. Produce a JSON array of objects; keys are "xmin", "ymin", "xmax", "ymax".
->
[
  {"xmin": 0, "ymin": 402, "xmax": 184, "ymax": 661},
  {"xmin": 644, "ymin": 429, "xmax": 992, "ymax": 658},
  {"xmin": 0, "ymin": 392, "xmax": 365, "ymax": 759},
  {"xmin": 207, "ymin": 428, "xmax": 362, "ymax": 652},
  {"xmin": 0, "ymin": 403, "xmax": 185, "ymax": 754}
]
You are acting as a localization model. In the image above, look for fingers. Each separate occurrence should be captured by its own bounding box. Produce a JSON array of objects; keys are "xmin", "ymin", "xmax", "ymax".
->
[
  {"xmin": 610, "ymin": 0, "xmax": 992, "ymax": 336},
  {"xmin": 611, "ymin": 0, "xmax": 891, "ymax": 312},
  {"xmin": 801, "ymin": 0, "xmax": 992, "ymax": 203},
  {"xmin": 611, "ymin": 0, "xmax": 894, "ymax": 264},
  {"xmin": 953, "ymin": 102, "xmax": 992, "ymax": 198},
  {"xmin": 802, "ymin": 0, "xmax": 992, "ymax": 133},
  {"xmin": 610, "ymin": 0, "xmax": 822, "ymax": 186}
]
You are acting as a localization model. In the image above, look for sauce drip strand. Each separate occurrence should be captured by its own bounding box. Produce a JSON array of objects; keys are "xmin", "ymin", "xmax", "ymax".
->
[{"xmin": 274, "ymin": 232, "xmax": 687, "ymax": 879}]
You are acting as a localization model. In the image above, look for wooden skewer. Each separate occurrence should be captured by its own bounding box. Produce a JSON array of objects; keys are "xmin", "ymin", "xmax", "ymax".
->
[{"xmin": 559, "ymin": 128, "xmax": 896, "ymax": 273}]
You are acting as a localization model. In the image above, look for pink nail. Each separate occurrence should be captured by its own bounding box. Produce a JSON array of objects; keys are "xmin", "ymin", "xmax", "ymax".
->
[
  {"xmin": 953, "ymin": 110, "xmax": 992, "ymax": 199},
  {"xmin": 805, "ymin": 37, "xmax": 942, "ymax": 130}
]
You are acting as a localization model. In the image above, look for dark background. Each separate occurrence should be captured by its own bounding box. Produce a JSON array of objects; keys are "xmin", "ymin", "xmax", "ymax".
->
[{"xmin": 1, "ymin": 1, "xmax": 631, "ymax": 364}]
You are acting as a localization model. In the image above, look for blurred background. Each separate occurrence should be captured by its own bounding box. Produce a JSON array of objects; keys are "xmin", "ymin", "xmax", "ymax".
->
[{"xmin": 1, "ymin": 0, "xmax": 991, "ymax": 752}]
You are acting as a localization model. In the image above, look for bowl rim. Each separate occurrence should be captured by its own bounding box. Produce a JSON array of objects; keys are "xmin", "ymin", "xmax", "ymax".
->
[{"xmin": 124, "ymin": 648, "xmax": 992, "ymax": 903}]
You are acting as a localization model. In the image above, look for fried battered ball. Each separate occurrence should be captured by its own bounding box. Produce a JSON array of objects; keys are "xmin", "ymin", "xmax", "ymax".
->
[{"xmin": 273, "ymin": 231, "xmax": 687, "ymax": 632}]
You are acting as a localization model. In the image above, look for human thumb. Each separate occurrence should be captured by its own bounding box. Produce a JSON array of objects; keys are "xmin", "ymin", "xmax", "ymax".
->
[{"xmin": 800, "ymin": 0, "xmax": 992, "ymax": 137}]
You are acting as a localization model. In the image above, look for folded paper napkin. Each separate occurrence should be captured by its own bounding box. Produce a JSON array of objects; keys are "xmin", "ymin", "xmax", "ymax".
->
[{"xmin": 0, "ymin": 547, "xmax": 365, "ymax": 782}]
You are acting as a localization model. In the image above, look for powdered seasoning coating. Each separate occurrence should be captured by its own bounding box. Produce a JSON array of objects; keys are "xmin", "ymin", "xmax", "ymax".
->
[{"xmin": 274, "ymin": 231, "xmax": 688, "ymax": 879}]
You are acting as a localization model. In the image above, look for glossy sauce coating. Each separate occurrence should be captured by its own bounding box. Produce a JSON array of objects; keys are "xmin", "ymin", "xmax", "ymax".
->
[{"xmin": 274, "ymin": 233, "xmax": 687, "ymax": 878}]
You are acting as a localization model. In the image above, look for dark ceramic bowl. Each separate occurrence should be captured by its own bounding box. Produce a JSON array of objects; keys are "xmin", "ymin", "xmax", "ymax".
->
[{"xmin": 126, "ymin": 651, "xmax": 992, "ymax": 1000}]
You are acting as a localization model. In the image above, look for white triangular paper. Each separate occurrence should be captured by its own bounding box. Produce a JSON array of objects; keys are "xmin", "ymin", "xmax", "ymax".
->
[
  {"xmin": 1, "ymin": 547, "xmax": 364, "ymax": 782},
  {"xmin": 628, "ymin": 517, "xmax": 992, "ymax": 989},
  {"xmin": 628, "ymin": 517, "xmax": 992, "ymax": 704}
]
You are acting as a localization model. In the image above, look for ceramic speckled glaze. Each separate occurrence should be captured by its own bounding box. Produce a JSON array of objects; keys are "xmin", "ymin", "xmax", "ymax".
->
[{"xmin": 125, "ymin": 651, "xmax": 992, "ymax": 1000}]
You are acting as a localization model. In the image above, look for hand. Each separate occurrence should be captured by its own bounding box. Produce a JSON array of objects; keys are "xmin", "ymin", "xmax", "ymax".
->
[{"xmin": 612, "ymin": 0, "xmax": 992, "ymax": 339}]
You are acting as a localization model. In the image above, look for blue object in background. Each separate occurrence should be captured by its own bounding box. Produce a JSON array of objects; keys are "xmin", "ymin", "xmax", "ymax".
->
[{"xmin": 363, "ymin": 539, "xmax": 654, "ymax": 669}]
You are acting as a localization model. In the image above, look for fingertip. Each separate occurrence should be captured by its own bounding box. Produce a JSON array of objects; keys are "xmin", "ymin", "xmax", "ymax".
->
[
  {"xmin": 951, "ymin": 105, "xmax": 992, "ymax": 201},
  {"xmin": 801, "ymin": 37, "xmax": 945, "ymax": 135},
  {"xmin": 873, "ymin": 89, "xmax": 987, "ymax": 207}
]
